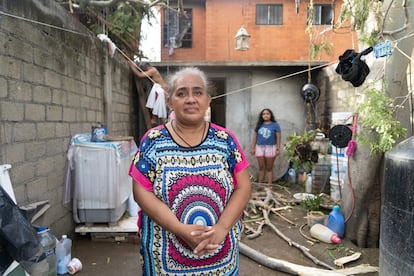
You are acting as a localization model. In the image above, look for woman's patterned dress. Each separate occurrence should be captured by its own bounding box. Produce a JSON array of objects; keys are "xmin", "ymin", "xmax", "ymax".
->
[{"xmin": 129, "ymin": 123, "xmax": 249, "ymax": 275}]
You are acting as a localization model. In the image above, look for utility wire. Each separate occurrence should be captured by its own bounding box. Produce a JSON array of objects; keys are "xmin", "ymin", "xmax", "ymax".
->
[
  {"xmin": 211, "ymin": 62, "xmax": 335, "ymax": 100},
  {"xmin": 0, "ymin": 10, "xmax": 89, "ymax": 36}
]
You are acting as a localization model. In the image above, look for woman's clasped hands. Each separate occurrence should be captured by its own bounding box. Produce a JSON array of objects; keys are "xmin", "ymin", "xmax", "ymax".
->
[{"xmin": 178, "ymin": 223, "xmax": 228, "ymax": 257}]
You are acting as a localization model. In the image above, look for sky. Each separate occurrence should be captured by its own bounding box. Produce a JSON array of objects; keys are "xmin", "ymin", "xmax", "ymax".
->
[{"xmin": 139, "ymin": 7, "xmax": 161, "ymax": 62}]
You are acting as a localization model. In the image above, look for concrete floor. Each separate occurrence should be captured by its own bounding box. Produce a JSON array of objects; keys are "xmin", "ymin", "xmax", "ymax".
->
[
  {"xmin": 71, "ymin": 231, "xmax": 379, "ymax": 276},
  {"xmin": 70, "ymin": 214, "xmax": 291, "ymax": 276},
  {"xmin": 71, "ymin": 233, "xmax": 141, "ymax": 276},
  {"xmin": 71, "ymin": 232, "xmax": 292, "ymax": 276}
]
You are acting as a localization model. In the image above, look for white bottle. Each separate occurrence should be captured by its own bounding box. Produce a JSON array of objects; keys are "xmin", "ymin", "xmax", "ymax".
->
[
  {"xmin": 310, "ymin": 223, "xmax": 341, "ymax": 244},
  {"xmin": 56, "ymin": 234, "xmax": 72, "ymax": 274},
  {"xmin": 305, "ymin": 173, "xmax": 312, "ymax": 193}
]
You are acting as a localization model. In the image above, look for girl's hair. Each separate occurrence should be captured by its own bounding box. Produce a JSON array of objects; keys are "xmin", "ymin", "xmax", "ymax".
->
[
  {"xmin": 254, "ymin": 108, "xmax": 276, "ymax": 132},
  {"xmin": 166, "ymin": 67, "xmax": 209, "ymax": 98}
]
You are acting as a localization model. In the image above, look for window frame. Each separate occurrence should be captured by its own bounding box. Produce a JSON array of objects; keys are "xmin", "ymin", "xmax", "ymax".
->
[
  {"xmin": 308, "ymin": 4, "xmax": 333, "ymax": 25},
  {"xmin": 163, "ymin": 8, "xmax": 192, "ymax": 48},
  {"xmin": 256, "ymin": 4, "xmax": 283, "ymax": 25}
]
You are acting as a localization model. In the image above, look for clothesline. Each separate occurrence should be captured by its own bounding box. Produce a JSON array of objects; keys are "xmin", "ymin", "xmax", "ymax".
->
[
  {"xmin": 0, "ymin": 9, "xmax": 156, "ymax": 84},
  {"xmin": 2, "ymin": 9, "xmax": 414, "ymax": 101},
  {"xmin": 211, "ymin": 62, "xmax": 335, "ymax": 100},
  {"xmin": 1, "ymin": 9, "xmax": 336, "ymax": 101}
]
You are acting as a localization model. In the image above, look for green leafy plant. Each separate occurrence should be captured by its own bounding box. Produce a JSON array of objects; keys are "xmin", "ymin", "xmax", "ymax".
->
[
  {"xmin": 359, "ymin": 31, "xmax": 380, "ymax": 47},
  {"xmin": 358, "ymin": 88, "xmax": 407, "ymax": 154},
  {"xmin": 300, "ymin": 195, "xmax": 322, "ymax": 211},
  {"xmin": 284, "ymin": 130, "xmax": 318, "ymax": 171},
  {"xmin": 326, "ymin": 244, "xmax": 346, "ymax": 260},
  {"xmin": 88, "ymin": 3, "xmax": 149, "ymax": 56},
  {"xmin": 338, "ymin": 0, "xmax": 371, "ymax": 33},
  {"xmin": 310, "ymin": 42, "xmax": 334, "ymax": 59},
  {"xmin": 57, "ymin": 1, "xmax": 153, "ymax": 57}
]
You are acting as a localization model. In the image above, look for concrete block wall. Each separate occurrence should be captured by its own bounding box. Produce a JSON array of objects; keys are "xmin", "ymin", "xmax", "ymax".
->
[
  {"xmin": 0, "ymin": 0, "xmax": 139, "ymax": 236},
  {"xmin": 317, "ymin": 64, "xmax": 360, "ymax": 131}
]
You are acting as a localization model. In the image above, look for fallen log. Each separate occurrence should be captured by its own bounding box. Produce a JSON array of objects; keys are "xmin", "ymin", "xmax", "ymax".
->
[{"xmin": 239, "ymin": 242, "xmax": 379, "ymax": 275}]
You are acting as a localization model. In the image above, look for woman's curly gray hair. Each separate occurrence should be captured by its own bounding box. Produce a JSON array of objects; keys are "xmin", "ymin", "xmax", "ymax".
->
[{"xmin": 166, "ymin": 67, "xmax": 209, "ymax": 98}]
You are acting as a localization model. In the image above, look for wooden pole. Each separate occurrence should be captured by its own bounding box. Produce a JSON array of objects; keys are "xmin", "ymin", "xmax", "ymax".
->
[{"xmin": 133, "ymin": 77, "xmax": 152, "ymax": 130}]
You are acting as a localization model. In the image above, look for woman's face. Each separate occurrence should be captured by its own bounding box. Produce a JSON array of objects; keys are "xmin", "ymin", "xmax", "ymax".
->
[
  {"xmin": 261, "ymin": 110, "xmax": 272, "ymax": 121},
  {"xmin": 169, "ymin": 73, "xmax": 211, "ymax": 125}
]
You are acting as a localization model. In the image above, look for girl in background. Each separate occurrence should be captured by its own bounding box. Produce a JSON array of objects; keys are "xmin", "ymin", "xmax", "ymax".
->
[{"xmin": 250, "ymin": 108, "xmax": 281, "ymax": 185}]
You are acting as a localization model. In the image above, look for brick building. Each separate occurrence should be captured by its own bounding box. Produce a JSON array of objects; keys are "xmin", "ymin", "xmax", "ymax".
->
[
  {"xmin": 159, "ymin": 0, "xmax": 356, "ymax": 63},
  {"xmin": 150, "ymin": 0, "xmax": 356, "ymax": 178}
]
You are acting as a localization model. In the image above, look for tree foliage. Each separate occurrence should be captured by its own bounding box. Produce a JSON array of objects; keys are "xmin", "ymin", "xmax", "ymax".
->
[
  {"xmin": 357, "ymin": 87, "xmax": 407, "ymax": 155},
  {"xmin": 338, "ymin": 0, "xmax": 383, "ymax": 34},
  {"xmin": 306, "ymin": 0, "xmax": 334, "ymax": 59},
  {"xmin": 55, "ymin": 0, "xmax": 158, "ymax": 57}
]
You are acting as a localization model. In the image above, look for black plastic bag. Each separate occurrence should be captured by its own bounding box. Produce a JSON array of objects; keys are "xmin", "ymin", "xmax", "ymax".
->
[
  {"xmin": 335, "ymin": 47, "xmax": 373, "ymax": 87},
  {"xmin": 0, "ymin": 186, "xmax": 42, "ymax": 274}
]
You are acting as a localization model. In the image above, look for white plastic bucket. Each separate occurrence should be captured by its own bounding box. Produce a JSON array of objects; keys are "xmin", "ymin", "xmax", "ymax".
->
[
  {"xmin": 332, "ymin": 112, "xmax": 353, "ymax": 125},
  {"xmin": 330, "ymin": 155, "xmax": 347, "ymax": 180},
  {"xmin": 329, "ymin": 176, "xmax": 343, "ymax": 201}
]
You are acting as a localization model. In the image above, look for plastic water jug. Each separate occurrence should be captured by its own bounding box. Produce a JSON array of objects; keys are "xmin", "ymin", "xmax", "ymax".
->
[
  {"xmin": 310, "ymin": 223, "xmax": 341, "ymax": 244},
  {"xmin": 37, "ymin": 226, "xmax": 57, "ymax": 276},
  {"xmin": 305, "ymin": 173, "xmax": 312, "ymax": 193},
  {"xmin": 56, "ymin": 235, "xmax": 72, "ymax": 274},
  {"xmin": 327, "ymin": 205, "xmax": 345, "ymax": 237},
  {"xmin": 288, "ymin": 168, "xmax": 296, "ymax": 184}
]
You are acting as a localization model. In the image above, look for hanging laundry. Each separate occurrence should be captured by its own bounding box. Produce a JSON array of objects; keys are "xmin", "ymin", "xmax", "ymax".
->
[
  {"xmin": 373, "ymin": 40, "xmax": 392, "ymax": 58},
  {"xmin": 97, "ymin": 34, "xmax": 117, "ymax": 57},
  {"xmin": 335, "ymin": 47, "xmax": 373, "ymax": 87},
  {"xmin": 146, "ymin": 83, "xmax": 168, "ymax": 120}
]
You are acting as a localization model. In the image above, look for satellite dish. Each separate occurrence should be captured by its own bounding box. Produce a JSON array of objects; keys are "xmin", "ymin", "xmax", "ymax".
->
[{"xmin": 301, "ymin": 83, "xmax": 320, "ymax": 102}]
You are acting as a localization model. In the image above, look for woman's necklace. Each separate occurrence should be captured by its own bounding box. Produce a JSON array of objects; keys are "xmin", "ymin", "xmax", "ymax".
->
[{"xmin": 171, "ymin": 120, "xmax": 207, "ymax": 147}]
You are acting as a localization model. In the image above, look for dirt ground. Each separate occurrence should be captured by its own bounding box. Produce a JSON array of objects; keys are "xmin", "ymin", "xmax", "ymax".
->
[
  {"xmin": 72, "ymin": 182, "xmax": 379, "ymax": 275},
  {"xmin": 238, "ymin": 182, "xmax": 379, "ymax": 275}
]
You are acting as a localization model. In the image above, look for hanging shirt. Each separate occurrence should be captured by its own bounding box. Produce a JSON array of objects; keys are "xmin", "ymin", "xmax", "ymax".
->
[
  {"xmin": 256, "ymin": 122, "xmax": 281, "ymax": 146},
  {"xmin": 146, "ymin": 83, "xmax": 167, "ymax": 119}
]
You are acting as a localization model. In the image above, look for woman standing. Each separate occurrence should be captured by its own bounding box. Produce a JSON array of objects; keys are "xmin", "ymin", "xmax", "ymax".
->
[
  {"xmin": 129, "ymin": 67, "xmax": 251, "ymax": 275},
  {"xmin": 250, "ymin": 108, "xmax": 282, "ymax": 185}
]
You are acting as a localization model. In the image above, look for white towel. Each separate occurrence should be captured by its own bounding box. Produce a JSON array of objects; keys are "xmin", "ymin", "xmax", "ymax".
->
[{"xmin": 146, "ymin": 83, "xmax": 167, "ymax": 119}]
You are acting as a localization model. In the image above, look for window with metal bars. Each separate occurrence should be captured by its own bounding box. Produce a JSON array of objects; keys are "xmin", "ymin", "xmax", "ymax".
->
[
  {"xmin": 256, "ymin": 4, "xmax": 283, "ymax": 25},
  {"xmin": 308, "ymin": 4, "xmax": 333, "ymax": 25},
  {"xmin": 163, "ymin": 8, "xmax": 192, "ymax": 48}
]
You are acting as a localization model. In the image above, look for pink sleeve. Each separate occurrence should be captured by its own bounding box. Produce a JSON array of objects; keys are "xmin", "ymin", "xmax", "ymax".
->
[
  {"xmin": 211, "ymin": 123, "xmax": 249, "ymax": 188},
  {"xmin": 128, "ymin": 161, "xmax": 153, "ymax": 191},
  {"xmin": 233, "ymin": 146, "xmax": 249, "ymax": 188}
]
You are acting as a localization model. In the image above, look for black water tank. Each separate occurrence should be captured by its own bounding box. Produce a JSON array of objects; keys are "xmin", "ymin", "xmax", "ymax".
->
[{"xmin": 380, "ymin": 136, "xmax": 414, "ymax": 275}]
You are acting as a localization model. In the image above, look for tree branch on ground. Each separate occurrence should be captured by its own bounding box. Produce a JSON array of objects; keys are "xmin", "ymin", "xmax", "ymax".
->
[
  {"xmin": 240, "ymin": 242, "xmax": 379, "ymax": 275},
  {"xmin": 244, "ymin": 188, "xmax": 335, "ymax": 270}
]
